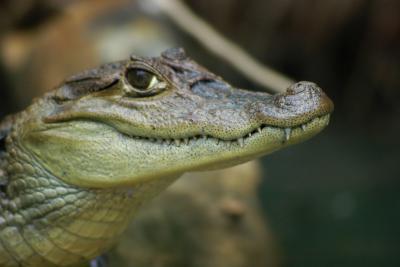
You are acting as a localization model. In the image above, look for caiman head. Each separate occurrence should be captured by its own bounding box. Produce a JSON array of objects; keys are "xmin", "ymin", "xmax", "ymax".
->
[{"xmin": 19, "ymin": 48, "xmax": 333, "ymax": 188}]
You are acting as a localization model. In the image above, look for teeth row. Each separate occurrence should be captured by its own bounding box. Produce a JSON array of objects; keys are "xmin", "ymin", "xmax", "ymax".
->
[
  {"xmin": 127, "ymin": 134, "xmax": 230, "ymax": 146},
  {"xmin": 127, "ymin": 121, "xmax": 311, "ymax": 147}
]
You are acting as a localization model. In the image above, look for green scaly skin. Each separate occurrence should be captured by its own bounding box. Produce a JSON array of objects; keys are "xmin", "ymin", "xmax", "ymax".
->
[{"xmin": 0, "ymin": 48, "xmax": 333, "ymax": 267}]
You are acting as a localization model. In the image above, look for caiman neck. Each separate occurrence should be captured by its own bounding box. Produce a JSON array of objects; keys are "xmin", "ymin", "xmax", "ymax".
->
[{"xmin": 0, "ymin": 135, "xmax": 177, "ymax": 266}]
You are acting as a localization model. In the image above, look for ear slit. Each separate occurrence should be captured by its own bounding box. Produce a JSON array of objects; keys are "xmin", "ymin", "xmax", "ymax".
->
[
  {"xmin": 51, "ymin": 61, "xmax": 125, "ymax": 102},
  {"xmin": 52, "ymin": 76, "xmax": 121, "ymax": 102}
]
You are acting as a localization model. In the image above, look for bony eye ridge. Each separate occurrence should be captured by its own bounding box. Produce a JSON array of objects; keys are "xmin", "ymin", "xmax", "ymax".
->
[{"xmin": 124, "ymin": 68, "xmax": 166, "ymax": 96}]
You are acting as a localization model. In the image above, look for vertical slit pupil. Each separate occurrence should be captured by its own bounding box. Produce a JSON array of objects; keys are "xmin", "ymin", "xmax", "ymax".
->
[
  {"xmin": 0, "ymin": 135, "xmax": 5, "ymax": 152},
  {"xmin": 0, "ymin": 181, "xmax": 6, "ymax": 194}
]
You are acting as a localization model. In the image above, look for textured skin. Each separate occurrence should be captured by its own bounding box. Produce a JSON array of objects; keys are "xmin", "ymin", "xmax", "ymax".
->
[{"xmin": 0, "ymin": 48, "xmax": 333, "ymax": 266}]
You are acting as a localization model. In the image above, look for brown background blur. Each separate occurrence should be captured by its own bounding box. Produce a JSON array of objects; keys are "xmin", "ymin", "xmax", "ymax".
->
[{"xmin": 0, "ymin": 0, "xmax": 399, "ymax": 266}]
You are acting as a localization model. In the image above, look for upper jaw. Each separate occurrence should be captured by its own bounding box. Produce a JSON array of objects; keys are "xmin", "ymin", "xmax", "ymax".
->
[
  {"xmin": 104, "ymin": 81, "xmax": 333, "ymax": 144},
  {"xmin": 119, "ymin": 113, "xmax": 331, "ymax": 148},
  {"xmin": 44, "ymin": 81, "xmax": 333, "ymax": 144}
]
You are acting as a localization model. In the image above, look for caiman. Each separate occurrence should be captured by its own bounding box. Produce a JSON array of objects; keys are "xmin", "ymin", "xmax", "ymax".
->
[{"xmin": 0, "ymin": 48, "xmax": 333, "ymax": 267}]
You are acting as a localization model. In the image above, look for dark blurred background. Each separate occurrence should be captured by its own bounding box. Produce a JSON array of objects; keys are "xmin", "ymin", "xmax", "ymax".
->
[{"xmin": 0, "ymin": 0, "xmax": 399, "ymax": 266}]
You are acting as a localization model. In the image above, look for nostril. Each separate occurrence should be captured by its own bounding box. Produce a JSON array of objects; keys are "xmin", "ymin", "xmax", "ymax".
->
[{"xmin": 286, "ymin": 81, "xmax": 319, "ymax": 95}]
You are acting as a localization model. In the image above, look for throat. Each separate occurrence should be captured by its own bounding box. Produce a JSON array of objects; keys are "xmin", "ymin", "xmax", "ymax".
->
[{"xmin": 1, "ymin": 166, "xmax": 177, "ymax": 266}]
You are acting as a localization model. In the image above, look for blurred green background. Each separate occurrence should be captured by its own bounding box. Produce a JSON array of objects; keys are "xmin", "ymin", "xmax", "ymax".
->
[{"xmin": 0, "ymin": 0, "xmax": 399, "ymax": 266}]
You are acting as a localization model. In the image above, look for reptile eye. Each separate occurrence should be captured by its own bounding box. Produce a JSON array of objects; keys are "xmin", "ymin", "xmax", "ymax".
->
[
  {"xmin": 126, "ymin": 68, "xmax": 156, "ymax": 90},
  {"xmin": 124, "ymin": 68, "xmax": 166, "ymax": 97}
]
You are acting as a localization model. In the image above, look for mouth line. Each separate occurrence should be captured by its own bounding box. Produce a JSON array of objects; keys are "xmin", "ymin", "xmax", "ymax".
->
[{"xmin": 123, "ymin": 114, "xmax": 330, "ymax": 147}]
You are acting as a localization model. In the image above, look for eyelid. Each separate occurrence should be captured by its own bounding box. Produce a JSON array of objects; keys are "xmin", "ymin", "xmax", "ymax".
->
[
  {"xmin": 125, "ymin": 62, "xmax": 158, "ymax": 76},
  {"xmin": 126, "ymin": 61, "xmax": 175, "ymax": 86}
]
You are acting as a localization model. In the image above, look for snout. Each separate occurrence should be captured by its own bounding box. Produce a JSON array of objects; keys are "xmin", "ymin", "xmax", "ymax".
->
[
  {"xmin": 283, "ymin": 81, "xmax": 334, "ymax": 115},
  {"xmin": 256, "ymin": 81, "xmax": 334, "ymax": 128}
]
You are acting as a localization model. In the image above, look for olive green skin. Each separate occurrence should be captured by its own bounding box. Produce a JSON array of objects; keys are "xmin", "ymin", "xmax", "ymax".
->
[{"xmin": 0, "ymin": 48, "xmax": 333, "ymax": 266}]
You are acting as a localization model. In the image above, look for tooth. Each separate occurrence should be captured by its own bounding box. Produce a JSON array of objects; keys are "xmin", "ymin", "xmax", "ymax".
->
[
  {"xmin": 257, "ymin": 127, "xmax": 262, "ymax": 133},
  {"xmin": 237, "ymin": 137, "xmax": 244, "ymax": 147},
  {"xmin": 174, "ymin": 139, "xmax": 181, "ymax": 146},
  {"xmin": 216, "ymin": 139, "xmax": 220, "ymax": 145},
  {"xmin": 301, "ymin": 124, "xmax": 306, "ymax": 131},
  {"xmin": 157, "ymin": 138, "xmax": 163, "ymax": 144},
  {"xmin": 248, "ymin": 133, "xmax": 252, "ymax": 137},
  {"xmin": 192, "ymin": 136, "xmax": 197, "ymax": 141},
  {"xmin": 183, "ymin": 138, "xmax": 189, "ymax": 145},
  {"xmin": 202, "ymin": 135, "xmax": 207, "ymax": 140},
  {"xmin": 284, "ymin": 128, "xmax": 291, "ymax": 141},
  {"xmin": 166, "ymin": 139, "xmax": 172, "ymax": 145}
]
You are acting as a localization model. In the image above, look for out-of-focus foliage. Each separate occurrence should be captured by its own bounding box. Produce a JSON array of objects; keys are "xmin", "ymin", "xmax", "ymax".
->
[{"xmin": 110, "ymin": 161, "xmax": 279, "ymax": 267}]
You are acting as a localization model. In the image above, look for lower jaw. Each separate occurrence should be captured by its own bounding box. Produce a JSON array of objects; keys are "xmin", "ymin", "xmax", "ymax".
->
[{"xmin": 179, "ymin": 114, "xmax": 331, "ymax": 171}]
